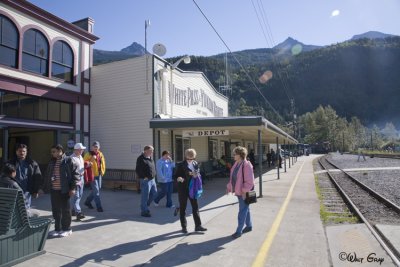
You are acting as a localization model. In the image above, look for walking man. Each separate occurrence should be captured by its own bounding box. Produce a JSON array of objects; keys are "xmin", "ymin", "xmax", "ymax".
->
[
  {"xmin": 136, "ymin": 145, "xmax": 157, "ymax": 217},
  {"xmin": 7, "ymin": 143, "xmax": 42, "ymax": 215},
  {"xmin": 154, "ymin": 150, "xmax": 175, "ymax": 208},
  {"xmin": 84, "ymin": 141, "xmax": 106, "ymax": 212},
  {"xmin": 70, "ymin": 143, "xmax": 86, "ymax": 220}
]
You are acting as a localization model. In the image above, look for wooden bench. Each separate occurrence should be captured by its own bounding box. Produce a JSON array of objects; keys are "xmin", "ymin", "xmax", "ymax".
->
[
  {"xmin": 200, "ymin": 160, "xmax": 226, "ymax": 179},
  {"xmin": 0, "ymin": 188, "xmax": 52, "ymax": 267},
  {"xmin": 102, "ymin": 169, "xmax": 139, "ymax": 192}
]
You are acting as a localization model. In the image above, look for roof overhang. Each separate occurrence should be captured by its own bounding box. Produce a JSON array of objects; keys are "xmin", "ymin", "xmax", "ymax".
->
[{"xmin": 150, "ymin": 116, "xmax": 297, "ymax": 144}]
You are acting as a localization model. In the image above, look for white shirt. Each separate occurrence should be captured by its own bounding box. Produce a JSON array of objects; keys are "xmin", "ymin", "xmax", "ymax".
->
[{"xmin": 71, "ymin": 153, "xmax": 85, "ymax": 180}]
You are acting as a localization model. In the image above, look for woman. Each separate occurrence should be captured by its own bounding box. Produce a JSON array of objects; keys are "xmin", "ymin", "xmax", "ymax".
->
[
  {"xmin": 227, "ymin": 146, "xmax": 255, "ymax": 239},
  {"xmin": 174, "ymin": 148, "xmax": 207, "ymax": 234},
  {"xmin": 43, "ymin": 144, "xmax": 77, "ymax": 238}
]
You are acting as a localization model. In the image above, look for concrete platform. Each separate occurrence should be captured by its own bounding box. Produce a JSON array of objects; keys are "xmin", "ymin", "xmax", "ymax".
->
[
  {"xmin": 376, "ymin": 224, "xmax": 400, "ymax": 260},
  {"xmin": 9, "ymin": 154, "xmax": 393, "ymax": 267},
  {"xmin": 327, "ymin": 224, "xmax": 394, "ymax": 266}
]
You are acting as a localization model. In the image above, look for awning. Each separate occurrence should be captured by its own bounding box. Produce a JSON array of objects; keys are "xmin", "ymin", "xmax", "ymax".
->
[{"xmin": 149, "ymin": 116, "xmax": 297, "ymax": 144}]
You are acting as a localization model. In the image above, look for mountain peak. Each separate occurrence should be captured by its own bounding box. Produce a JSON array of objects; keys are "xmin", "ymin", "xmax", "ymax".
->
[
  {"xmin": 120, "ymin": 42, "xmax": 146, "ymax": 56},
  {"xmin": 273, "ymin": 37, "xmax": 321, "ymax": 53},
  {"xmin": 351, "ymin": 31, "xmax": 394, "ymax": 40}
]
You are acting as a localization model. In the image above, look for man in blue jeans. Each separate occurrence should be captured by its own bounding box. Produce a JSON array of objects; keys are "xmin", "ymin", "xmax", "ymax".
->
[
  {"xmin": 154, "ymin": 150, "xmax": 175, "ymax": 208},
  {"xmin": 136, "ymin": 145, "xmax": 157, "ymax": 217}
]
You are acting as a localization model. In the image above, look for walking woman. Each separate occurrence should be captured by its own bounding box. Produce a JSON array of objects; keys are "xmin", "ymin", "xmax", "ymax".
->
[
  {"xmin": 227, "ymin": 146, "xmax": 255, "ymax": 239},
  {"xmin": 174, "ymin": 148, "xmax": 207, "ymax": 234}
]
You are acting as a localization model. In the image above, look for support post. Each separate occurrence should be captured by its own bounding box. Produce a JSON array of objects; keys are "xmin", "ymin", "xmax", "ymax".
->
[
  {"xmin": 276, "ymin": 136, "xmax": 280, "ymax": 180},
  {"xmin": 284, "ymin": 139, "xmax": 287, "ymax": 173},
  {"xmin": 258, "ymin": 129, "xmax": 263, "ymax": 197}
]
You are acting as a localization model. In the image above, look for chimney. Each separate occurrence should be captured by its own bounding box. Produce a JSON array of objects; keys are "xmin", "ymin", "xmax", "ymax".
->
[{"xmin": 72, "ymin": 17, "xmax": 95, "ymax": 34}]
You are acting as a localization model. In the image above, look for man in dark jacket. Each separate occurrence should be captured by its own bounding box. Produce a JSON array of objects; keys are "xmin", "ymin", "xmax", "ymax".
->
[
  {"xmin": 7, "ymin": 143, "xmax": 42, "ymax": 210},
  {"xmin": 136, "ymin": 145, "xmax": 157, "ymax": 217},
  {"xmin": 43, "ymin": 144, "xmax": 79, "ymax": 238}
]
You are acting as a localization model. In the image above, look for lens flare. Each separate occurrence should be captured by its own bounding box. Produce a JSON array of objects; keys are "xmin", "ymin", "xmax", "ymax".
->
[
  {"xmin": 259, "ymin": 70, "xmax": 273, "ymax": 84},
  {"xmin": 291, "ymin": 44, "xmax": 303, "ymax": 55}
]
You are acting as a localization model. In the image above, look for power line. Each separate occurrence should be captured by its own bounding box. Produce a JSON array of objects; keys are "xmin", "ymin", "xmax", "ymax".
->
[{"xmin": 192, "ymin": 0, "xmax": 284, "ymax": 121}]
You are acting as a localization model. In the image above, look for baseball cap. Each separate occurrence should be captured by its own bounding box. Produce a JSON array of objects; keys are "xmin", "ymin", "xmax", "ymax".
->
[{"xmin": 74, "ymin": 143, "xmax": 86, "ymax": 150}]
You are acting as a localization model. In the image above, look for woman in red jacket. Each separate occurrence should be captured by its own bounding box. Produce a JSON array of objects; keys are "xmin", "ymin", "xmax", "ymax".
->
[{"xmin": 227, "ymin": 146, "xmax": 255, "ymax": 239}]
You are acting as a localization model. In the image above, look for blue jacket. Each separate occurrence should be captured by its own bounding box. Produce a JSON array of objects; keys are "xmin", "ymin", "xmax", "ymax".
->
[{"xmin": 156, "ymin": 158, "xmax": 175, "ymax": 183}]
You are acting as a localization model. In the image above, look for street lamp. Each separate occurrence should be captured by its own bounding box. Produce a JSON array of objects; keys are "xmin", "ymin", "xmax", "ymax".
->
[{"xmin": 170, "ymin": 55, "xmax": 191, "ymax": 118}]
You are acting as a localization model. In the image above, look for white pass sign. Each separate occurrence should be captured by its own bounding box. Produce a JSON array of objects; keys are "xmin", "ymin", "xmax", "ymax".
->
[{"xmin": 182, "ymin": 130, "xmax": 229, "ymax": 137}]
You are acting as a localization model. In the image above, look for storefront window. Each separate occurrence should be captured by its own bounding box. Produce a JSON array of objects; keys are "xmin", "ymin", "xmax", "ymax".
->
[
  {"xmin": 60, "ymin": 102, "xmax": 71, "ymax": 123},
  {"xmin": 47, "ymin": 100, "xmax": 60, "ymax": 121},
  {"xmin": 175, "ymin": 136, "xmax": 190, "ymax": 162},
  {"xmin": 34, "ymin": 99, "xmax": 48, "ymax": 120},
  {"xmin": 19, "ymin": 95, "xmax": 34, "ymax": 119},
  {"xmin": 208, "ymin": 139, "xmax": 218, "ymax": 160},
  {"xmin": 2, "ymin": 92, "xmax": 18, "ymax": 117}
]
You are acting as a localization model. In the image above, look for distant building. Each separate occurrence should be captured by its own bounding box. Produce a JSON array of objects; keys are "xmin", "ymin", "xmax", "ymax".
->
[
  {"xmin": 0, "ymin": 0, "xmax": 98, "ymax": 167},
  {"xmin": 91, "ymin": 55, "xmax": 297, "ymax": 174}
]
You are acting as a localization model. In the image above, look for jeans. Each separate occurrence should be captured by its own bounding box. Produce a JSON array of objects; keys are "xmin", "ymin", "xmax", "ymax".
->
[
  {"xmin": 51, "ymin": 190, "xmax": 71, "ymax": 231},
  {"xmin": 140, "ymin": 178, "xmax": 157, "ymax": 213},
  {"xmin": 236, "ymin": 196, "xmax": 252, "ymax": 234},
  {"xmin": 154, "ymin": 182, "xmax": 173, "ymax": 207},
  {"xmin": 24, "ymin": 191, "xmax": 31, "ymax": 210},
  {"xmin": 71, "ymin": 178, "xmax": 84, "ymax": 213},
  {"xmin": 85, "ymin": 176, "xmax": 102, "ymax": 209}
]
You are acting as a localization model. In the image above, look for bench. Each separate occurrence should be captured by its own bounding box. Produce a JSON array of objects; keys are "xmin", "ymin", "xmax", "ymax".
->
[
  {"xmin": 200, "ymin": 160, "xmax": 226, "ymax": 179},
  {"xmin": 0, "ymin": 188, "xmax": 52, "ymax": 267},
  {"xmin": 102, "ymin": 169, "xmax": 139, "ymax": 192}
]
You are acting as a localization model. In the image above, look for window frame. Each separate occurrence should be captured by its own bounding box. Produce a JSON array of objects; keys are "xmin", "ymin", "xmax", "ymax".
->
[
  {"xmin": 51, "ymin": 40, "xmax": 74, "ymax": 83},
  {"xmin": 22, "ymin": 28, "xmax": 49, "ymax": 76},
  {"xmin": 0, "ymin": 14, "xmax": 19, "ymax": 68}
]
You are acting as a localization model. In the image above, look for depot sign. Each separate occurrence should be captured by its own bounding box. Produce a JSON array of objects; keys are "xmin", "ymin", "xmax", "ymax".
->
[{"xmin": 182, "ymin": 129, "xmax": 229, "ymax": 137}]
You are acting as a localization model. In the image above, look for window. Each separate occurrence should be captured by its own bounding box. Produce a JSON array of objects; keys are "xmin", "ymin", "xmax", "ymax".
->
[
  {"xmin": 208, "ymin": 139, "xmax": 218, "ymax": 160},
  {"xmin": 52, "ymin": 41, "xmax": 73, "ymax": 83},
  {"xmin": 22, "ymin": 29, "xmax": 48, "ymax": 76},
  {"xmin": 0, "ymin": 15, "xmax": 19, "ymax": 68},
  {"xmin": 175, "ymin": 136, "xmax": 190, "ymax": 162},
  {"xmin": 47, "ymin": 100, "xmax": 60, "ymax": 121}
]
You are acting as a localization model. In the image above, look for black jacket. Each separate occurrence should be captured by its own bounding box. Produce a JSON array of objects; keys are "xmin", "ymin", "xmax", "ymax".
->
[
  {"xmin": 7, "ymin": 157, "xmax": 42, "ymax": 194},
  {"xmin": 0, "ymin": 175, "xmax": 22, "ymax": 191},
  {"xmin": 43, "ymin": 154, "xmax": 80, "ymax": 194},
  {"xmin": 173, "ymin": 160, "xmax": 200, "ymax": 191},
  {"xmin": 136, "ymin": 153, "xmax": 156, "ymax": 179}
]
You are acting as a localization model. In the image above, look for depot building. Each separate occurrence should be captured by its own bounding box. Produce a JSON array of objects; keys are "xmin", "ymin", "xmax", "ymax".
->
[{"xmin": 91, "ymin": 54, "xmax": 297, "ymax": 177}]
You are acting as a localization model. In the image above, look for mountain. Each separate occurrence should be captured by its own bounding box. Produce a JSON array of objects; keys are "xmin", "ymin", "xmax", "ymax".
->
[
  {"xmin": 272, "ymin": 37, "xmax": 321, "ymax": 53},
  {"xmin": 351, "ymin": 31, "xmax": 394, "ymax": 41},
  {"xmin": 93, "ymin": 42, "xmax": 145, "ymax": 65}
]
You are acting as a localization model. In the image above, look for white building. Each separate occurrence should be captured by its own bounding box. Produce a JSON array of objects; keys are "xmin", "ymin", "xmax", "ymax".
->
[
  {"xmin": 92, "ymin": 55, "xmax": 296, "ymax": 176},
  {"xmin": 0, "ymin": 0, "xmax": 98, "ymax": 168}
]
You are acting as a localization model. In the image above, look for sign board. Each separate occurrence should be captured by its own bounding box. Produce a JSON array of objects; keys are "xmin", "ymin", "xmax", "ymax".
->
[
  {"xmin": 131, "ymin": 144, "xmax": 142, "ymax": 154},
  {"xmin": 182, "ymin": 130, "xmax": 229, "ymax": 138}
]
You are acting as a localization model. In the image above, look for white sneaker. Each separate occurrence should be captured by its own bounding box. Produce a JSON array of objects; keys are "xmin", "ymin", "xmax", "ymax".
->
[
  {"xmin": 170, "ymin": 205, "xmax": 176, "ymax": 209},
  {"xmin": 49, "ymin": 231, "xmax": 61, "ymax": 237},
  {"xmin": 59, "ymin": 230, "xmax": 72, "ymax": 237},
  {"xmin": 153, "ymin": 202, "xmax": 159, "ymax": 207}
]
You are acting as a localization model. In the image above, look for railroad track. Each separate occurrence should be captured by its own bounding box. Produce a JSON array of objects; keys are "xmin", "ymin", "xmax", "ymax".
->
[{"xmin": 318, "ymin": 156, "xmax": 400, "ymax": 265}]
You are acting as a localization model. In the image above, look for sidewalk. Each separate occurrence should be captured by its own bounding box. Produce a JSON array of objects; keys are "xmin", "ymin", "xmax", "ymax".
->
[{"xmin": 15, "ymin": 155, "xmax": 330, "ymax": 267}]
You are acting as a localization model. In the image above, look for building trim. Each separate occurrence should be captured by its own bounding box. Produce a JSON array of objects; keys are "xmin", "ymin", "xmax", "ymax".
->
[
  {"xmin": 0, "ymin": 74, "xmax": 90, "ymax": 105},
  {"xmin": 0, "ymin": 117, "xmax": 74, "ymax": 130},
  {"xmin": 3, "ymin": 0, "xmax": 99, "ymax": 43}
]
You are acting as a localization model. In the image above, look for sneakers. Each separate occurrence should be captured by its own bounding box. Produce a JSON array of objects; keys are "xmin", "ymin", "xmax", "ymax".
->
[
  {"xmin": 231, "ymin": 232, "xmax": 242, "ymax": 239},
  {"xmin": 181, "ymin": 228, "xmax": 188, "ymax": 234},
  {"xmin": 71, "ymin": 210, "xmax": 76, "ymax": 216},
  {"xmin": 169, "ymin": 205, "xmax": 176, "ymax": 209},
  {"xmin": 49, "ymin": 230, "xmax": 61, "ymax": 238},
  {"xmin": 59, "ymin": 230, "xmax": 72, "ymax": 237},
  {"xmin": 97, "ymin": 207, "xmax": 104, "ymax": 212},
  {"xmin": 141, "ymin": 211, "xmax": 151, "ymax": 217},
  {"xmin": 76, "ymin": 213, "xmax": 85, "ymax": 220},
  {"xmin": 195, "ymin": 226, "xmax": 207, "ymax": 232},
  {"xmin": 84, "ymin": 201, "xmax": 94, "ymax": 209},
  {"xmin": 153, "ymin": 201, "xmax": 159, "ymax": 207},
  {"xmin": 242, "ymin": 226, "xmax": 252, "ymax": 233}
]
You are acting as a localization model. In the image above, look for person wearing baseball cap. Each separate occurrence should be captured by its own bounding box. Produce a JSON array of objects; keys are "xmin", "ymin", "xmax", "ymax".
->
[
  {"xmin": 70, "ymin": 143, "xmax": 86, "ymax": 221},
  {"xmin": 84, "ymin": 141, "xmax": 106, "ymax": 212}
]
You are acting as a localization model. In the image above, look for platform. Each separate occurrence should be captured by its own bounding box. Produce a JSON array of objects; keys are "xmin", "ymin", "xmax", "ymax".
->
[{"xmin": 12, "ymin": 155, "xmax": 396, "ymax": 267}]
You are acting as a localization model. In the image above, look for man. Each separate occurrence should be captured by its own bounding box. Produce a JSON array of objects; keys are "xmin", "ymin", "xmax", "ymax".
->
[
  {"xmin": 7, "ymin": 143, "xmax": 42, "ymax": 211},
  {"xmin": 154, "ymin": 150, "xmax": 175, "ymax": 208},
  {"xmin": 136, "ymin": 145, "xmax": 157, "ymax": 217},
  {"xmin": 84, "ymin": 141, "xmax": 106, "ymax": 212},
  {"xmin": 70, "ymin": 143, "xmax": 86, "ymax": 220},
  {"xmin": 43, "ymin": 144, "xmax": 78, "ymax": 238}
]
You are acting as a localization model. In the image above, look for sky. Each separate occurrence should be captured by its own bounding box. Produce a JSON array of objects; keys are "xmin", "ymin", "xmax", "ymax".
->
[{"xmin": 28, "ymin": 0, "xmax": 400, "ymax": 57}]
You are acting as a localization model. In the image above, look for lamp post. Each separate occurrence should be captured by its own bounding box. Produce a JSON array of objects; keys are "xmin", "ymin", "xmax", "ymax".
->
[{"xmin": 170, "ymin": 55, "xmax": 191, "ymax": 118}]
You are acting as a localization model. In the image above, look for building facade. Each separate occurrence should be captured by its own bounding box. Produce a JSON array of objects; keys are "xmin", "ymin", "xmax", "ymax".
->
[
  {"xmin": 0, "ymin": 0, "xmax": 98, "ymax": 168},
  {"xmin": 92, "ymin": 55, "xmax": 296, "ymax": 174}
]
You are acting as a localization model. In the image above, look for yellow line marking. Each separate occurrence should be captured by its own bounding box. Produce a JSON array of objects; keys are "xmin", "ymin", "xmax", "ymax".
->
[{"xmin": 252, "ymin": 161, "xmax": 305, "ymax": 267}]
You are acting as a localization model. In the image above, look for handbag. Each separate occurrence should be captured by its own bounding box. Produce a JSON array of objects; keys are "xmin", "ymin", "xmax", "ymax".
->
[{"xmin": 242, "ymin": 163, "xmax": 257, "ymax": 204}]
